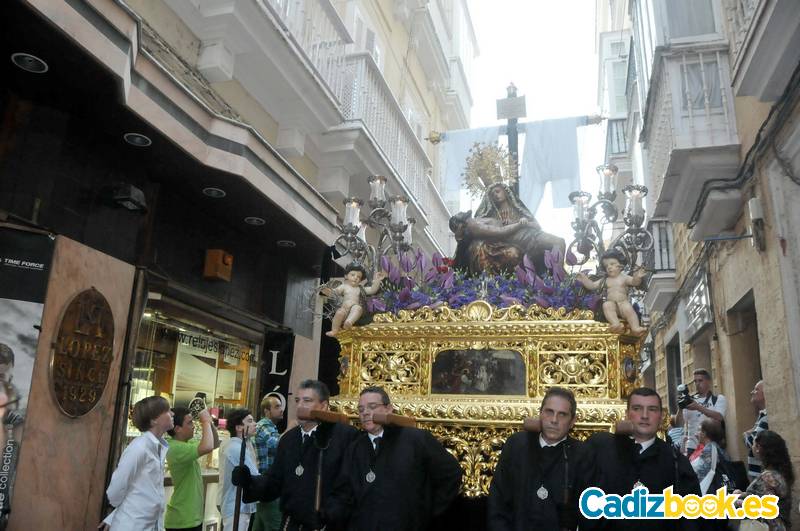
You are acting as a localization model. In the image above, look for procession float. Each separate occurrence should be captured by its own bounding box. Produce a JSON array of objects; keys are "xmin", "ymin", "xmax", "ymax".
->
[{"xmin": 318, "ymin": 143, "xmax": 654, "ymax": 496}]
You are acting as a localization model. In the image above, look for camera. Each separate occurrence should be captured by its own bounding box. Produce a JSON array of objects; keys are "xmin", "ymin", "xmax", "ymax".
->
[{"xmin": 677, "ymin": 384, "xmax": 694, "ymax": 409}]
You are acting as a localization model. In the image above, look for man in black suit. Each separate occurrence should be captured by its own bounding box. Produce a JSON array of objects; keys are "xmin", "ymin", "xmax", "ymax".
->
[
  {"xmin": 488, "ymin": 386, "xmax": 596, "ymax": 531},
  {"xmin": 585, "ymin": 387, "xmax": 701, "ymax": 530},
  {"xmin": 232, "ymin": 379, "xmax": 358, "ymax": 530},
  {"xmin": 325, "ymin": 386, "xmax": 462, "ymax": 530}
]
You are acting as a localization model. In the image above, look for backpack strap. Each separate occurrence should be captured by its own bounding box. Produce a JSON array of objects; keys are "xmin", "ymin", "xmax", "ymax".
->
[{"xmin": 699, "ymin": 444, "xmax": 718, "ymax": 495}]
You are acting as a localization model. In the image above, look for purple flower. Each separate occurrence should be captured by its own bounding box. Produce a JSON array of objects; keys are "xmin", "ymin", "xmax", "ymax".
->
[
  {"xmin": 380, "ymin": 255, "xmax": 391, "ymax": 274},
  {"xmin": 565, "ymin": 249, "xmax": 578, "ymax": 266},
  {"xmin": 400, "ymin": 253, "xmax": 414, "ymax": 273},
  {"xmin": 432, "ymin": 251, "xmax": 443, "ymax": 268},
  {"xmin": 523, "ymin": 254, "xmax": 536, "ymax": 273}
]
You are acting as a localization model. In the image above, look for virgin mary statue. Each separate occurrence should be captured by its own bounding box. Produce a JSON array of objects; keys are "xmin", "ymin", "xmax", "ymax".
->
[{"xmin": 452, "ymin": 183, "xmax": 565, "ymax": 275}]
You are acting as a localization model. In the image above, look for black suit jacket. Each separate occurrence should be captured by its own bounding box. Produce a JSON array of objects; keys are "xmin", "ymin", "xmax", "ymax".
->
[
  {"xmin": 326, "ymin": 425, "xmax": 463, "ymax": 531},
  {"xmin": 243, "ymin": 421, "xmax": 358, "ymax": 529},
  {"xmin": 585, "ymin": 432, "xmax": 701, "ymax": 531},
  {"xmin": 487, "ymin": 432, "xmax": 597, "ymax": 531}
]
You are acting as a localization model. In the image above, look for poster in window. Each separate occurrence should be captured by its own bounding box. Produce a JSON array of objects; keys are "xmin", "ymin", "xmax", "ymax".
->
[{"xmin": 0, "ymin": 226, "xmax": 55, "ymax": 523}]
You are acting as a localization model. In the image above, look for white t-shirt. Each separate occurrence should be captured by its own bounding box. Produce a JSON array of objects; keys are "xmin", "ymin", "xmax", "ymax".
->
[{"xmin": 683, "ymin": 393, "xmax": 727, "ymax": 450}]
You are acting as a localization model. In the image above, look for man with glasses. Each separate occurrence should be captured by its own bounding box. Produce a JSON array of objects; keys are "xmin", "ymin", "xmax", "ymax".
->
[{"xmin": 325, "ymin": 386, "xmax": 462, "ymax": 530}]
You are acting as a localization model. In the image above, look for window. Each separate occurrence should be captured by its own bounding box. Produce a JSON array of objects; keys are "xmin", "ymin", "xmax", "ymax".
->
[
  {"xmin": 680, "ymin": 60, "xmax": 722, "ymax": 111},
  {"xmin": 610, "ymin": 41, "xmax": 626, "ymax": 57},
  {"xmin": 666, "ymin": 0, "xmax": 716, "ymax": 39},
  {"xmin": 354, "ymin": 9, "xmax": 382, "ymax": 69},
  {"xmin": 609, "ymin": 60, "xmax": 628, "ymax": 116}
]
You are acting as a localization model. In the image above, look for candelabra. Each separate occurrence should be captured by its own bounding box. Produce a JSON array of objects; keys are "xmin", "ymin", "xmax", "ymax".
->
[
  {"xmin": 332, "ymin": 175, "xmax": 414, "ymax": 275},
  {"xmin": 567, "ymin": 164, "xmax": 654, "ymax": 271}
]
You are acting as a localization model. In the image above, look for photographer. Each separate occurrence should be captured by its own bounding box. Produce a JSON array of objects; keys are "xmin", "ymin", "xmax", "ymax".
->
[{"xmin": 675, "ymin": 369, "xmax": 727, "ymax": 455}]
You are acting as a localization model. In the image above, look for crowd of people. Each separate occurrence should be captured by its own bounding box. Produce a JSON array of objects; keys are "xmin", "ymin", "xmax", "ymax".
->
[{"xmin": 100, "ymin": 374, "xmax": 793, "ymax": 531}]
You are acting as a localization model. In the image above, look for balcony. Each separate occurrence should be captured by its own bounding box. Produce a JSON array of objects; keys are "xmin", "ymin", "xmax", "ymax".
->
[
  {"xmin": 725, "ymin": 0, "xmax": 800, "ymax": 101},
  {"xmin": 167, "ymin": 0, "xmax": 454, "ymax": 254},
  {"xmin": 642, "ymin": 220, "xmax": 677, "ymax": 313},
  {"xmin": 641, "ymin": 47, "xmax": 741, "ymax": 237},
  {"xmin": 323, "ymin": 51, "xmax": 453, "ymax": 254},
  {"xmin": 445, "ymin": 58, "xmax": 473, "ymax": 129}
]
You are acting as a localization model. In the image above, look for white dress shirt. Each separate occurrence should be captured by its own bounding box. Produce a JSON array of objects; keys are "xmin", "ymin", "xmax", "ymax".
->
[
  {"xmin": 539, "ymin": 434, "xmax": 567, "ymax": 448},
  {"xmin": 368, "ymin": 430, "xmax": 384, "ymax": 450},
  {"xmin": 636, "ymin": 437, "xmax": 656, "ymax": 453},
  {"xmin": 104, "ymin": 431, "xmax": 168, "ymax": 531}
]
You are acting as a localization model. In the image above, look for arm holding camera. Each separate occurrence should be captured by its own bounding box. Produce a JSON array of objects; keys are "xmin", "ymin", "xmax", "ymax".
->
[{"xmin": 197, "ymin": 409, "xmax": 220, "ymax": 456}]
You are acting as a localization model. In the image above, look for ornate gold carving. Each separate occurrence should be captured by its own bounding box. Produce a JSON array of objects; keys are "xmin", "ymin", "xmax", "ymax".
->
[
  {"xmin": 333, "ymin": 301, "xmax": 644, "ymax": 496},
  {"xmin": 371, "ymin": 302, "xmax": 595, "ymax": 324}
]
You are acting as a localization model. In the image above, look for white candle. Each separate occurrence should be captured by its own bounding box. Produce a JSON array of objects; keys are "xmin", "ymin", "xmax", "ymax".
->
[
  {"xmin": 600, "ymin": 168, "xmax": 616, "ymax": 195},
  {"xmin": 390, "ymin": 196, "xmax": 409, "ymax": 225},
  {"xmin": 368, "ymin": 175, "xmax": 387, "ymax": 203},
  {"xmin": 403, "ymin": 218, "xmax": 415, "ymax": 245},
  {"xmin": 571, "ymin": 193, "xmax": 590, "ymax": 222},
  {"xmin": 343, "ymin": 198, "xmax": 362, "ymax": 227}
]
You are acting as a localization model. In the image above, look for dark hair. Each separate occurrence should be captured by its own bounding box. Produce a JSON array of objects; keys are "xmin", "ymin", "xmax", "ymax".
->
[
  {"xmin": 299, "ymin": 379, "xmax": 330, "ymax": 403},
  {"xmin": 449, "ymin": 210, "xmax": 472, "ymax": 233},
  {"xmin": 693, "ymin": 368, "xmax": 712, "ymax": 380},
  {"xmin": 344, "ymin": 262, "xmax": 367, "ymax": 280},
  {"xmin": 225, "ymin": 408, "xmax": 251, "ymax": 437},
  {"xmin": 359, "ymin": 386, "xmax": 391, "ymax": 406},
  {"xmin": 0, "ymin": 344, "xmax": 14, "ymax": 365},
  {"xmin": 700, "ymin": 419, "xmax": 724, "ymax": 444},
  {"xmin": 540, "ymin": 386, "xmax": 577, "ymax": 418},
  {"xmin": 626, "ymin": 387, "xmax": 663, "ymax": 410},
  {"xmin": 167, "ymin": 407, "xmax": 191, "ymax": 437},
  {"xmin": 755, "ymin": 430, "xmax": 795, "ymax": 488},
  {"xmin": 599, "ymin": 249, "xmax": 628, "ymax": 270},
  {"xmin": 132, "ymin": 396, "xmax": 170, "ymax": 432}
]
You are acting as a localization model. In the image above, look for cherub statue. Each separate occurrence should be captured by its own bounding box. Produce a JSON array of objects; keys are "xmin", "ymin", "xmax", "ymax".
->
[
  {"xmin": 575, "ymin": 250, "xmax": 647, "ymax": 336},
  {"xmin": 321, "ymin": 262, "xmax": 386, "ymax": 337}
]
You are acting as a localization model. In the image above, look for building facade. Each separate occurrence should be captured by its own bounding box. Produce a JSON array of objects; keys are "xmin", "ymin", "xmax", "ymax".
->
[
  {"xmin": 0, "ymin": 0, "xmax": 475, "ymax": 528},
  {"xmin": 598, "ymin": 0, "xmax": 800, "ymax": 519}
]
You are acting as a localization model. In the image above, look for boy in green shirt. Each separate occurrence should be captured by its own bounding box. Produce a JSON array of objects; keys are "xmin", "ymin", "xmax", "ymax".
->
[{"xmin": 166, "ymin": 406, "xmax": 220, "ymax": 531}]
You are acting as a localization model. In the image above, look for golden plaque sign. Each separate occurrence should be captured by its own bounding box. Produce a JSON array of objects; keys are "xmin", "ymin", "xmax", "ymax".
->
[{"xmin": 51, "ymin": 288, "xmax": 114, "ymax": 417}]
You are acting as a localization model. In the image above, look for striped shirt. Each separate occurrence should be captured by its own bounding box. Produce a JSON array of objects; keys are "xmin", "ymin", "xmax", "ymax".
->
[{"xmin": 744, "ymin": 409, "xmax": 768, "ymax": 479}]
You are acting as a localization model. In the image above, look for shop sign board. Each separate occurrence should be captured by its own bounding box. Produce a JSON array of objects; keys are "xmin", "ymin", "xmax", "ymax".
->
[
  {"xmin": 0, "ymin": 226, "xmax": 55, "ymax": 522},
  {"xmin": 685, "ymin": 269, "xmax": 713, "ymax": 341},
  {"xmin": 261, "ymin": 332, "xmax": 294, "ymax": 433},
  {"xmin": 50, "ymin": 288, "xmax": 114, "ymax": 417}
]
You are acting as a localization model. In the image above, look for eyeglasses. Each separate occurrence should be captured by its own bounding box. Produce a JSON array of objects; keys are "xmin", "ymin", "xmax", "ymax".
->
[{"xmin": 357, "ymin": 402, "xmax": 386, "ymax": 414}]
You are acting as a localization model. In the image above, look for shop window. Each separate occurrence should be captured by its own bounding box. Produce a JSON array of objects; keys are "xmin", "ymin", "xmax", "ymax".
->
[{"xmin": 124, "ymin": 305, "xmax": 262, "ymax": 529}]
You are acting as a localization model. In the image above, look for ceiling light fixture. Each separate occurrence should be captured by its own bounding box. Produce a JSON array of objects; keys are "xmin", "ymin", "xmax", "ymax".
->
[
  {"xmin": 123, "ymin": 132, "xmax": 152, "ymax": 147},
  {"xmin": 244, "ymin": 216, "xmax": 266, "ymax": 226},
  {"xmin": 11, "ymin": 52, "xmax": 48, "ymax": 74},
  {"xmin": 202, "ymin": 187, "xmax": 226, "ymax": 198}
]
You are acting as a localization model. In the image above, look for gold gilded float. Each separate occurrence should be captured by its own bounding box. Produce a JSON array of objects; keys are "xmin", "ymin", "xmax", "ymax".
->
[{"xmin": 330, "ymin": 301, "xmax": 643, "ymax": 497}]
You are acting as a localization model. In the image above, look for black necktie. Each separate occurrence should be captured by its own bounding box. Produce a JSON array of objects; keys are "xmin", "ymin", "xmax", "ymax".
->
[
  {"xmin": 633, "ymin": 443, "xmax": 643, "ymax": 458},
  {"xmin": 372, "ymin": 436, "xmax": 382, "ymax": 455},
  {"xmin": 302, "ymin": 433, "xmax": 311, "ymax": 448}
]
